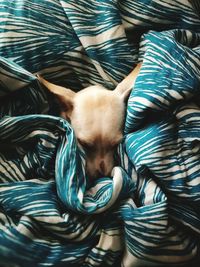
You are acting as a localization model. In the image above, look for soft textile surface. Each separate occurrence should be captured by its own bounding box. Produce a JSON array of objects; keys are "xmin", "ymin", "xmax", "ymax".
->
[{"xmin": 0, "ymin": 1, "xmax": 200, "ymax": 266}]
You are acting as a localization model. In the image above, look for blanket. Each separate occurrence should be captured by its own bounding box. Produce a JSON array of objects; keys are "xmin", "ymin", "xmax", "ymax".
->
[{"xmin": 0, "ymin": 0, "xmax": 200, "ymax": 266}]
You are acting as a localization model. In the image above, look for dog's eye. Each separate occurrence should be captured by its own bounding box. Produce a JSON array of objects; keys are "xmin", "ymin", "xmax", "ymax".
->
[
  {"xmin": 110, "ymin": 137, "xmax": 123, "ymax": 148},
  {"xmin": 77, "ymin": 138, "xmax": 93, "ymax": 150},
  {"xmin": 110, "ymin": 142, "xmax": 120, "ymax": 149}
]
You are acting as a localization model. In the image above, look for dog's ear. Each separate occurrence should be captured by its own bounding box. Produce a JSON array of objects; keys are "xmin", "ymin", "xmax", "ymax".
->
[
  {"xmin": 115, "ymin": 62, "xmax": 142, "ymax": 101},
  {"xmin": 36, "ymin": 75, "xmax": 75, "ymax": 120}
]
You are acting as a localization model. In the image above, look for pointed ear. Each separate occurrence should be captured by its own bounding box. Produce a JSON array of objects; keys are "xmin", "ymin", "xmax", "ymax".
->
[
  {"xmin": 36, "ymin": 75, "xmax": 75, "ymax": 120},
  {"xmin": 115, "ymin": 62, "xmax": 142, "ymax": 101}
]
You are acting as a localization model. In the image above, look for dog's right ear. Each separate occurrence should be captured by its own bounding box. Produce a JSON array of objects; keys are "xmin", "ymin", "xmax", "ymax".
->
[
  {"xmin": 36, "ymin": 75, "xmax": 75, "ymax": 120},
  {"xmin": 115, "ymin": 62, "xmax": 142, "ymax": 101}
]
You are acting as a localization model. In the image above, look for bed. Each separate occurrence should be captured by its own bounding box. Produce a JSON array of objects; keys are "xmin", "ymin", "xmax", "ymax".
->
[{"xmin": 0, "ymin": 0, "xmax": 200, "ymax": 266}]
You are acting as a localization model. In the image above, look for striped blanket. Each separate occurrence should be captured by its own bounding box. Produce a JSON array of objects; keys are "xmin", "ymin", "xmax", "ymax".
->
[{"xmin": 0, "ymin": 1, "xmax": 200, "ymax": 266}]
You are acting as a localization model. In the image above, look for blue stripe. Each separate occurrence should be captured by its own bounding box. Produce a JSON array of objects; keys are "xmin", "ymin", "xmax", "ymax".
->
[{"xmin": 0, "ymin": 0, "xmax": 200, "ymax": 266}]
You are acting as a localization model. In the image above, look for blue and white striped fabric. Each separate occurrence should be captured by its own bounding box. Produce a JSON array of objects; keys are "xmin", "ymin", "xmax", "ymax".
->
[{"xmin": 0, "ymin": 1, "xmax": 200, "ymax": 266}]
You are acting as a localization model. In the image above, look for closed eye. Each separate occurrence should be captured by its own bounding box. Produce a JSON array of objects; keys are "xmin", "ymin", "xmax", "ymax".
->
[
  {"xmin": 110, "ymin": 137, "xmax": 123, "ymax": 148},
  {"xmin": 77, "ymin": 138, "xmax": 93, "ymax": 150},
  {"xmin": 103, "ymin": 139, "xmax": 123, "ymax": 152},
  {"xmin": 77, "ymin": 136, "xmax": 123, "ymax": 151}
]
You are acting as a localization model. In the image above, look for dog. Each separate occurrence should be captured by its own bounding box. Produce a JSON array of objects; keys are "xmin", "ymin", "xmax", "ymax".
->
[{"xmin": 37, "ymin": 63, "xmax": 141, "ymax": 179}]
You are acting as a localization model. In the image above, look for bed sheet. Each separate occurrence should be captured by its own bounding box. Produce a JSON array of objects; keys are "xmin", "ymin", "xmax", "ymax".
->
[{"xmin": 0, "ymin": 1, "xmax": 200, "ymax": 266}]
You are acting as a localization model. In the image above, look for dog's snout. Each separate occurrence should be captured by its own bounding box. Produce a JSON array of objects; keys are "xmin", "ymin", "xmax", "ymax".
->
[
  {"xmin": 95, "ymin": 170, "xmax": 103, "ymax": 178},
  {"xmin": 86, "ymin": 154, "xmax": 115, "ymax": 179},
  {"xmin": 99, "ymin": 160, "xmax": 105, "ymax": 174},
  {"xmin": 94, "ymin": 161, "xmax": 105, "ymax": 178}
]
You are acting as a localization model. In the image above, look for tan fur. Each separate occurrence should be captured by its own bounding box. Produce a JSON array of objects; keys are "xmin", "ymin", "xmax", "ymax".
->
[{"xmin": 37, "ymin": 63, "xmax": 141, "ymax": 179}]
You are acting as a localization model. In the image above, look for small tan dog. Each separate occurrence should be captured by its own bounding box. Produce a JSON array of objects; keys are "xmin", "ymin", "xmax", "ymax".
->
[{"xmin": 37, "ymin": 63, "xmax": 141, "ymax": 179}]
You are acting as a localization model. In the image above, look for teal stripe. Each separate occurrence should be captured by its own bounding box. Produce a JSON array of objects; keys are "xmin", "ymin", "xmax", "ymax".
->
[{"xmin": 0, "ymin": 1, "xmax": 200, "ymax": 266}]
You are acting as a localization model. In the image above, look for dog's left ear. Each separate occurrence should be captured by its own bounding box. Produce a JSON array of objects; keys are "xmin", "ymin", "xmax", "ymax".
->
[
  {"xmin": 36, "ymin": 75, "xmax": 75, "ymax": 120},
  {"xmin": 115, "ymin": 62, "xmax": 142, "ymax": 101}
]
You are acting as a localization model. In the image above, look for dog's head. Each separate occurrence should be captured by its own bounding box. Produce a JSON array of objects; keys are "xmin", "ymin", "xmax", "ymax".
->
[{"xmin": 37, "ymin": 63, "xmax": 141, "ymax": 179}]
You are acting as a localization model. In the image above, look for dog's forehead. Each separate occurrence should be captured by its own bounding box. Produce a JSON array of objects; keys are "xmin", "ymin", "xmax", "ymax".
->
[
  {"xmin": 75, "ymin": 85, "xmax": 112, "ymax": 100},
  {"xmin": 73, "ymin": 86, "xmax": 124, "ymax": 121},
  {"xmin": 71, "ymin": 85, "xmax": 125, "ymax": 142},
  {"xmin": 78, "ymin": 84, "xmax": 107, "ymax": 93},
  {"xmin": 74, "ymin": 85, "xmax": 122, "ymax": 108}
]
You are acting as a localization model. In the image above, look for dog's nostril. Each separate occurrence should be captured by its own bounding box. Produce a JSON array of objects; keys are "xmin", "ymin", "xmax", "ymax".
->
[
  {"xmin": 95, "ymin": 170, "xmax": 102, "ymax": 178},
  {"xmin": 99, "ymin": 161, "xmax": 105, "ymax": 174}
]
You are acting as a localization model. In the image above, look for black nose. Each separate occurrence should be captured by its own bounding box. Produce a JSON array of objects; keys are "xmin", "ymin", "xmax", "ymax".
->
[
  {"xmin": 94, "ymin": 160, "xmax": 106, "ymax": 178},
  {"xmin": 99, "ymin": 160, "xmax": 105, "ymax": 174},
  {"xmin": 95, "ymin": 169, "xmax": 104, "ymax": 178}
]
